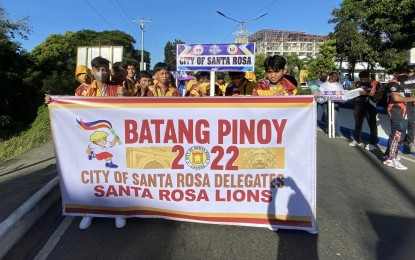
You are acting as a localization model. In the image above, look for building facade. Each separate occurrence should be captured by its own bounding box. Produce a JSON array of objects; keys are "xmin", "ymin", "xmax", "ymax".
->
[{"xmin": 248, "ymin": 29, "xmax": 329, "ymax": 59}]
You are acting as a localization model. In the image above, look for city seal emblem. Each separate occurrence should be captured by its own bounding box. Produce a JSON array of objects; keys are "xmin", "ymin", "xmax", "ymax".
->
[{"xmin": 185, "ymin": 146, "xmax": 210, "ymax": 170}]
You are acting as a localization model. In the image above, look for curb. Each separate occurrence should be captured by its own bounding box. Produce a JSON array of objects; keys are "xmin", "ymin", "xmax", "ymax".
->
[{"xmin": 0, "ymin": 177, "xmax": 60, "ymax": 259}]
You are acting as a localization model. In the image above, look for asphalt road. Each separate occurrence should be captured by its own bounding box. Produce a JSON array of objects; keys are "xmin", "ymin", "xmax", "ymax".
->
[{"xmin": 3, "ymin": 130, "xmax": 415, "ymax": 260}]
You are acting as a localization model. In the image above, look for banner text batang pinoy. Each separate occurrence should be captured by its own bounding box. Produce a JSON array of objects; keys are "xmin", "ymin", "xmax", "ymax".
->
[{"xmin": 124, "ymin": 119, "xmax": 287, "ymax": 145}]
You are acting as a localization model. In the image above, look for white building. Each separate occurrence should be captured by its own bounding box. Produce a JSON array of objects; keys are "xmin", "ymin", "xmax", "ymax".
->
[{"xmin": 248, "ymin": 29, "xmax": 329, "ymax": 59}]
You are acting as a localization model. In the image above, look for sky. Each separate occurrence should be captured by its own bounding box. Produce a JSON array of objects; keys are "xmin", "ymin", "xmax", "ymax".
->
[{"xmin": 1, "ymin": 0, "xmax": 342, "ymax": 66}]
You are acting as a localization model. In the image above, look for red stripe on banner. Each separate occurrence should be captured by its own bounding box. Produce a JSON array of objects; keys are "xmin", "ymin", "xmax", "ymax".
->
[
  {"xmin": 52, "ymin": 96, "xmax": 313, "ymax": 105},
  {"xmin": 65, "ymin": 207, "xmax": 312, "ymax": 227}
]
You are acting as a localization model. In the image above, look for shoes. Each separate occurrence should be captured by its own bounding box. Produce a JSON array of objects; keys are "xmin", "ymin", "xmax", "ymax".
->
[
  {"xmin": 105, "ymin": 162, "xmax": 118, "ymax": 168},
  {"xmin": 115, "ymin": 217, "xmax": 126, "ymax": 228},
  {"xmin": 410, "ymin": 143, "xmax": 415, "ymax": 153},
  {"xmin": 79, "ymin": 216, "xmax": 93, "ymax": 230},
  {"xmin": 349, "ymin": 140, "xmax": 363, "ymax": 147},
  {"xmin": 383, "ymin": 155, "xmax": 401, "ymax": 161},
  {"xmin": 335, "ymin": 133, "xmax": 342, "ymax": 138},
  {"xmin": 383, "ymin": 159, "xmax": 408, "ymax": 170},
  {"xmin": 365, "ymin": 144, "xmax": 375, "ymax": 151}
]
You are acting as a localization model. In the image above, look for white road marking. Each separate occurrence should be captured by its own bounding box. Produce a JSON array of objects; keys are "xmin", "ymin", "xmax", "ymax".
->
[{"xmin": 33, "ymin": 216, "xmax": 74, "ymax": 260}]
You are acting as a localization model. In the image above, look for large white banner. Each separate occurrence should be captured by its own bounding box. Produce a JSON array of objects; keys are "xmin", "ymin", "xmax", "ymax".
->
[{"xmin": 48, "ymin": 96, "xmax": 317, "ymax": 233}]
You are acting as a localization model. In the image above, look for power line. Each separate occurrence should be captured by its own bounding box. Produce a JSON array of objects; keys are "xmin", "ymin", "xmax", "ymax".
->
[
  {"xmin": 246, "ymin": 0, "xmax": 280, "ymax": 20},
  {"xmin": 109, "ymin": 0, "xmax": 139, "ymax": 38},
  {"xmin": 84, "ymin": 0, "xmax": 113, "ymax": 28},
  {"xmin": 217, "ymin": 11, "xmax": 268, "ymax": 38}
]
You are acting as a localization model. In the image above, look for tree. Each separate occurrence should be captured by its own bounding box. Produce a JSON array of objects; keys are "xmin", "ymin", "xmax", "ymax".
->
[
  {"xmin": 254, "ymin": 53, "xmax": 266, "ymax": 80},
  {"xmin": 306, "ymin": 39, "xmax": 337, "ymax": 81},
  {"xmin": 283, "ymin": 53, "xmax": 305, "ymax": 81},
  {"xmin": 164, "ymin": 39, "xmax": 185, "ymax": 71},
  {"xmin": 330, "ymin": 0, "xmax": 414, "ymax": 72},
  {"xmin": 0, "ymin": 6, "xmax": 37, "ymax": 137},
  {"xmin": 29, "ymin": 30, "xmax": 146, "ymax": 95}
]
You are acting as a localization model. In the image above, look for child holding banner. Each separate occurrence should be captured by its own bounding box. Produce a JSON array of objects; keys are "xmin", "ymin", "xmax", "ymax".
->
[
  {"xmin": 225, "ymin": 71, "xmax": 257, "ymax": 96},
  {"xmin": 45, "ymin": 56, "xmax": 126, "ymax": 230},
  {"xmin": 146, "ymin": 62, "xmax": 181, "ymax": 97},
  {"xmin": 135, "ymin": 70, "xmax": 152, "ymax": 96},
  {"xmin": 252, "ymin": 55, "xmax": 297, "ymax": 96}
]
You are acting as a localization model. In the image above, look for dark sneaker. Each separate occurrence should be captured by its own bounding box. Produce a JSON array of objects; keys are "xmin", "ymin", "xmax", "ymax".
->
[{"xmin": 105, "ymin": 162, "xmax": 118, "ymax": 168}]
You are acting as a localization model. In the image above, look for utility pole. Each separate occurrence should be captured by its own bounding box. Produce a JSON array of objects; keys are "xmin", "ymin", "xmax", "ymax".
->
[{"xmin": 132, "ymin": 18, "xmax": 152, "ymax": 70}]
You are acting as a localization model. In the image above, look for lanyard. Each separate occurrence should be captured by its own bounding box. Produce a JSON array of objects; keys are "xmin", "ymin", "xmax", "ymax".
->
[{"xmin": 98, "ymin": 85, "xmax": 107, "ymax": 96}]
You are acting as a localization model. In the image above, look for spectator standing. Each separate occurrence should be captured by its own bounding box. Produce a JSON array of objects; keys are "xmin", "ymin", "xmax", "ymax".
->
[
  {"xmin": 404, "ymin": 65, "xmax": 415, "ymax": 153},
  {"xmin": 319, "ymin": 72, "xmax": 344, "ymax": 137},
  {"xmin": 315, "ymin": 72, "xmax": 328, "ymax": 87},
  {"xmin": 383, "ymin": 68, "xmax": 415, "ymax": 170},
  {"xmin": 343, "ymin": 74, "xmax": 352, "ymax": 90},
  {"xmin": 349, "ymin": 71, "xmax": 382, "ymax": 150}
]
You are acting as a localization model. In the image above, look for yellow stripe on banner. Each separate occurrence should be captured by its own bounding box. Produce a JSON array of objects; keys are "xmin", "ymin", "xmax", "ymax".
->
[
  {"xmin": 50, "ymin": 103, "xmax": 313, "ymax": 109},
  {"xmin": 65, "ymin": 204, "xmax": 311, "ymax": 221},
  {"xmin": 179, "ymin": 45, "xmax": 192, "ymax": 56},
  {"xmin": 239, "ymin": 43, "xmax": 253, "ymax": 56}
]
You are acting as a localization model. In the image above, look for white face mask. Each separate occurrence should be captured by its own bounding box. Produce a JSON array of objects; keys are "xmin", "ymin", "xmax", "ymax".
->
[{"xmin": 94, "ymin": 71, "xmax": 109, "ymax": 82}]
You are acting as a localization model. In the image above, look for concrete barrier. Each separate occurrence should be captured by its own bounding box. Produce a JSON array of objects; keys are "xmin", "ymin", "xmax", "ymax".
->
[{"xmin": 0, "ymin": 177, "xmax": 60, "ymax": 259}]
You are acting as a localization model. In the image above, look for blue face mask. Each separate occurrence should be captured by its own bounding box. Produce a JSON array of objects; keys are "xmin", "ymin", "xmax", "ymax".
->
[{"xmin": 94, "ymin": 71, "xmax": 109, "ymax": 82}]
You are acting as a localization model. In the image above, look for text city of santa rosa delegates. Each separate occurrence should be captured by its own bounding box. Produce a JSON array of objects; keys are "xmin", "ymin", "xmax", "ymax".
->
[{"xmin": 83, "ymin": 171, "xmax": 285, "ymax": 203}]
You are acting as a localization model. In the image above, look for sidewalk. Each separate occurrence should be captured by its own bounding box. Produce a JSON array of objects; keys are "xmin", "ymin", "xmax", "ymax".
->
[{"xmin": 0, "ymin": 140, "xmax": 60, "ymax": 258}]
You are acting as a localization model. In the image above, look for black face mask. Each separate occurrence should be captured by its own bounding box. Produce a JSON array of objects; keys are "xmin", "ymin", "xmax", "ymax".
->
[{"xmin": 397, "ymin": 75, "xmax": 409, "ymax": 83}]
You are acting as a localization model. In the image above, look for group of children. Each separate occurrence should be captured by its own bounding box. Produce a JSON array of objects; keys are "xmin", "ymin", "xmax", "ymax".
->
[
  {"xmin": 71, "ymin": 54, "xmax": 299, "ymax": 99},
  {"xmin": 45, "ymin": 54, "xmax": 298, "ymax": 231}
]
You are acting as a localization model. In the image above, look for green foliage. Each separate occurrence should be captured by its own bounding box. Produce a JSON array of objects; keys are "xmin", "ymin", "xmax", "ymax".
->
[
  {"xmin": 284, "ymin": 53, "xmax": 305, "ymax": 75},
  {"xmin": 28, "ymin": 30, "xmax": 147, "ymax": 95},
  {"xmin": 164, "ymin": 39, "xmax": 185, "ymax": 71},
  {"xmin": 254, "ymin": 53, "xmax": 266, "ymax": 80},
  {"xmin": 1, "ymin": 6, "xmax": 41, "ymax": 133},
  {"xmin": 0, "ymin": 105, "xmax": 51, "ymax": 164},
  {"xmin": 330, "ymin": 0, "xmax": 415, "ymax": 71},
  {"xmin": 306, "ymin": 40, "xmax": 337, "ymax": 81},
  {"xmin": 0, "ymin": 7, "xmax": 32, "ymax": 42},
  {"xmin": 297, "ymin": 87, "xmax": 311, "ymax": 95}
]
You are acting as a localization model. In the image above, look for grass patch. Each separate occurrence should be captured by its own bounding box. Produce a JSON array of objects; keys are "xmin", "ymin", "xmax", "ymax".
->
[{"xmin": 0, "ymin": 105, "xmax": 52, "ymax": 164}]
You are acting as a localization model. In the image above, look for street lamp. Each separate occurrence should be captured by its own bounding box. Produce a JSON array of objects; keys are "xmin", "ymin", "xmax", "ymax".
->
[{"xmin": 216, "ymin": 11, "xmax": 268, "ymax": 39}]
